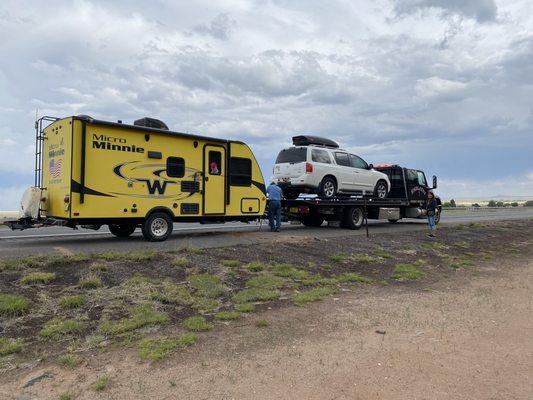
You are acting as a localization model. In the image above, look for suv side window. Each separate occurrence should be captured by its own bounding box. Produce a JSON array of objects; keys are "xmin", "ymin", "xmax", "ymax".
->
[
  {"xmin": 311, "ymin": 149, "xmax": 331, "ymax": 164},
  {"xmin": 334, "ymin": 152, "xmax": 350, "ymax": 167},
  {"xmin": 349, "ymin": 154, "xmax": 368, "ymax": 169}
]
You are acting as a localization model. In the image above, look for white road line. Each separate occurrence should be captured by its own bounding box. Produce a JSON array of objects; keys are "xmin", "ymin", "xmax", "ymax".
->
[{"xmin": 0, "ymin": 224, "xmax": 265, "ymax": 240}]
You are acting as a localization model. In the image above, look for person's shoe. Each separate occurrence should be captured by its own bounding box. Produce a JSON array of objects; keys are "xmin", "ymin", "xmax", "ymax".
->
[
  {"xmin": 275, "ymin": 228, "xmax": 280, "ymax": 232},
  {"xmin": 427, "ymin": 233, "xmax": 436, "ymax": 238}
]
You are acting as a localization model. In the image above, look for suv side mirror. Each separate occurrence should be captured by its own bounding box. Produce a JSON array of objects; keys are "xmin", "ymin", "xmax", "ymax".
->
[
  {"xmin": 432, "ymin": 175, "xmax": 437, "ymax": 189},
  {"xmin": 368, "ymin": 163, "xmax": 374, "ymax": 170}
]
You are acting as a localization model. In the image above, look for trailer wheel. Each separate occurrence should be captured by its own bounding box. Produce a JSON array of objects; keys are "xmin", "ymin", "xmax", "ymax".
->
[
  {"xmin": 141, "ymin": 212, "xmax": 173, "ymax": 241},
  {"xmin": 108, "ymin": 224, "xmax": 137, "ymax": 238},
  {"xmin": 343, "ymin": 206, "xmax": 364, "ymax": 230},
  {"xmin": 301, "ymin": 214, "xmax": 324, "ymax": 227}
]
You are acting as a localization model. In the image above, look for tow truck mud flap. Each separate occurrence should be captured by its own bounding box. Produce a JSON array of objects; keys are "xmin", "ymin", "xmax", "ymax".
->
[{"xmin": 378, "ymin": 208, "xmax": 400, "ymax": 220}]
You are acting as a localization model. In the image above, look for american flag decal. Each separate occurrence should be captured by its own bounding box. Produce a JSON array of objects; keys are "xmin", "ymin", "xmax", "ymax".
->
[{"xmin": 49, "ymin": 158, "xmax": 62, "ymax": 178}]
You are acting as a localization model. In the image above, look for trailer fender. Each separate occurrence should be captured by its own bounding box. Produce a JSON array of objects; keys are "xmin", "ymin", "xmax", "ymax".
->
[{"xmin": 145, "ymin": 206, "xmax": 175, "ymax": 220}]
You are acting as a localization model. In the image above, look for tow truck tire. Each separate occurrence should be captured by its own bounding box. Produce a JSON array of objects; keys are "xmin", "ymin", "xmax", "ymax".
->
[
  {"xmin": 374, "ymin": 180, "xmax": 389, "ymax": 199},
  {"xmin": 301, "ymin": 215, "xmax": 324, "ymax": 227},
  {"xmin": 108, "ymin": 223, "xmax": 137, "ymax": 238},
  {"xmin": 343, "ymin": 206, "xmax": 364, "ymax": 230},
  {"xmin": 141, "ymin": 212, "xmax": 173, "ymax": 242},
  {"xmin": 318, "ymin": 176, "xmax": 337, "ymax": 198},
  {"xmin": 434, "ymin": 207, "xmax": 442, "ymax": 224},
  {"xmin": 284, "ymin": 190, "xmax": 300, "ymax": 200}
]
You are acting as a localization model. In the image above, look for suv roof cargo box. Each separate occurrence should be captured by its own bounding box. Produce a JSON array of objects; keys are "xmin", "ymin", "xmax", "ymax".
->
[
  {"xmin": 134, "ymin": 117, "xmax": 169, "ymax": 130},
  {"xmin": 292, "ymin": 135, "xmax": 339, "ymax": 148}
]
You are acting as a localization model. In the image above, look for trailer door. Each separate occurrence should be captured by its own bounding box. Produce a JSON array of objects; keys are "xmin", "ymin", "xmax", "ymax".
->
[{"xmin": 203, "ymin": 145, "xmax": 226, "ymax": 214}]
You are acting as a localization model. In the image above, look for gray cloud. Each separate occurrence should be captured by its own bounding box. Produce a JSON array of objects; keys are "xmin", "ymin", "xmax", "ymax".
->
[
  {"xmin": 193, "ymin": 13, "xmax": 236, "ymax": 40},
  {"xmin": 394, "ymin": 0, "xmax": 498, "ymax": 22}
]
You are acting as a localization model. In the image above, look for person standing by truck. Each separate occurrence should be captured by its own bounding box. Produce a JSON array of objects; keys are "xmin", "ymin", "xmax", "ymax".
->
[
  {"xmin": 267, "ymin": 181, "xmax": 283, "ymax": 232},
  {"xmin": 426, "ymin": 191, "xmax": 438, "ymax": 238}
]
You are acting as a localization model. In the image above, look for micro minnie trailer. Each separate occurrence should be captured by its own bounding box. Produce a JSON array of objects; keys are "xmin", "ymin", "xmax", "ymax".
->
[{"xmin": 10, "ymin": 115, "xmax": 266, "ymax": 241}]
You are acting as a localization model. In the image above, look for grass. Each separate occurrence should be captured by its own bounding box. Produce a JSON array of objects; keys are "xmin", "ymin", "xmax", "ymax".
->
[
  {"xmin": 0, "ymin": 337, "xmax": 24, "ymax": 356},
  {"xmin": 183, "ymin": 316, "xmax": 213, "ymax": 332},
  {"xmin": 220, "ymin": 259, "xmax": 241, "ymax": 268},
  {"xmin": 99, "ymin": 304, "xmax": 169, "ymax": 335},
  {"xmin": 127, "ymin": 273, "xmax": 161, "ymax": 285},
  {"xmin": 191, "ymin": 297, "xmax": 219, "ymax": 313},
  {"xmin": 350, "ymin": 254, "xmax": 375, "ymax": 263},
  {"xmin": 79, "ymin": 275, "xmax": 102, "ymax": 289},
  {"xmin": 89, "ymin": 262, "xmax": 108, "ymax": 273},
  {"xmin": 97, "ymin": 251, "xmax": 156, "ymax": 262},
  {"xmin": 337, "ymin": 272, "xmax": 373, "ymax": 284},
  {"xmin": 373, "ymin": 248, "xmax": 394, "ymax": 259},
  {"xmin": 246, "ymin": 274, "xmax": 285, "ymax": 290},
  {"xmin": 246, "ymin": 261, "xmax": 265, "ymax": 272},
  {"xmin": 235, "ymin": 303, "xmax": 255, "ymax": 313},
  {"xmin": 20, "ymin": 271, "xmax": 55, "ymax": 285},
  {"xmin": 0, "ymin": 293, "xmax": 29, "ymax": 316},
  {"xmin": 270, "ymin": 263, "xmax": 308, "ymax": 279},
  {"xmin": 292, "ymin": 287, "xmax": 337, "ymax": 306},
  {"xmin": 174, "ymin": 257, "xmax": 190, "ymax": 268},
  {"xmin": 58, "ymin": 392, "xmax": 74, "ymax": 400},
  {"xmin": 94, "ymin": 375, "xmax": 110, "ymax": 391},
  {"xmin": 391, "ymin": 263, "xmax": 425, "ymax": 281},
  {"xmin": 232, "ymin": 288, "xmax": 279, "ymax": 303},
  {"xmin": 60, "ymin": 295, "xmax": 86, "ymax": 309},
  {"xmin": 448, "ymin": 257, "xmax": 475, "ymax": 269},
  {"xmin": 215, "ymin": 311, "xmax": 240, "ymax": 321},
  {"xmin": 189, "ymin": 274, "xmax": 225, "ymax": 298},
  {"xmin": 180, "ymin": 246, "xmax": 202, "ymax": 254},
  {"xmin": 59, "ymin": 354, "xmax": 81, "ymax": 368},
  {"xmin": 150, "ymin": 283, "xmax": 193, "ymax": 305},
  {"xmin": 329, "ymin": 253, "xmax": 349, "ymax": 263},
  {"xmin": 137, "ymin": 333, "xmax": 197, "ymax": 361},
  {"xmin": 40, "ymin": 318, "xmax": 84, "ymax": 339},
  {"xmin": 301, "ymin": 274, "xmax": 339, "ymax": 286},
  {"xmin": 0, "ymin": 259, "xmax": 21, "ymax": 271},
  {"xmin": 255, "ymin": 319, "xmax": 268, "ymax": 327}
]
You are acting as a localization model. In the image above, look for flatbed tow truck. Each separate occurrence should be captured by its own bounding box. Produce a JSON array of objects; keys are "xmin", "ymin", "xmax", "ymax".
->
[{"xmin": 278, "ymin": 164, "xmax": 442, "ymax": 230}]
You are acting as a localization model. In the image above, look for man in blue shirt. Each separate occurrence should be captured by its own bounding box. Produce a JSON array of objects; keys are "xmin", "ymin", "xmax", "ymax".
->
[{"xmin": 266, "ymin": 181, "xmax": 283, "ymax": 232}]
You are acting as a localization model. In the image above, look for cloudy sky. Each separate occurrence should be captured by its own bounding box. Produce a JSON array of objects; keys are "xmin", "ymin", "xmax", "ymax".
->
[{"xmin": 1, "ymin": 0, "xmax": 532, "ymax": 209}]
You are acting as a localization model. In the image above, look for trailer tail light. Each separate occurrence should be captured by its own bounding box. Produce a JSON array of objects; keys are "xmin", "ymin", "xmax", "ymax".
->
[
  {"xmin": 305, "ymin": 162, "xmax": 313, "ymax": 173},
  {"xmin": 64, "ymin": 195, "xmax": 70, "ymax": 204}
]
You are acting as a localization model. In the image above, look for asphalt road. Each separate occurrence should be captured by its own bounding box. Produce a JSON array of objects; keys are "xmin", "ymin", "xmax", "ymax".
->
[{"xmin": 1, "ymin": 208, "xmax": 532, "ymax": 259}]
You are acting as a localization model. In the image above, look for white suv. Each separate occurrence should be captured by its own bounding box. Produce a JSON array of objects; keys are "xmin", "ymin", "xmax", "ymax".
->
[{"xmin": 273, "ymin": 136, "xmax": 390, "ymax": 199}]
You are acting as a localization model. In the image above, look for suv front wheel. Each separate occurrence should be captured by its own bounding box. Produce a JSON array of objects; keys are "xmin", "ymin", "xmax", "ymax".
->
[{"xmin": 318, "ymin": 176, "xmax": 337, "ymax": 198}]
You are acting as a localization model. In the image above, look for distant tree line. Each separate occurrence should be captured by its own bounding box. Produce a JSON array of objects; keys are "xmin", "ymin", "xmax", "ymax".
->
[{"xmin": 441, "ymin": 199, "xmax": 533, "ymax": 207}]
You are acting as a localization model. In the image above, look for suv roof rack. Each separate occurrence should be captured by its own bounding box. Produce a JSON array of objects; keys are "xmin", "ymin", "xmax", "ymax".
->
[{"xmin": 292, "ymin": 135, "xmax": 339, "ymax": 148}]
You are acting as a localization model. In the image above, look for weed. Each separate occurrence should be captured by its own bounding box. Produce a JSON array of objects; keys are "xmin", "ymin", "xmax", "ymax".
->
[
  {"xmin": 232, "ymin": 288, "xmax": 279, "ymax": 303},
  {"xmin": 127, "ymin": 273, "xmax": 161, "ymax": 285},
  {"xmin": 60, "ymin": 295, "xmax": 86, "ymax": 309},
  {"xmin": 0, "ymin": 293, "xmax": 29, "ymax": 316},
  {"xmin": 292, "ymin": 287, "xmax": 337, "ymax": 306},
  {"xmin": 138, "ymin": 333, "xmax": 197, "ymax": 361},
  {"xmin": 191, "ymin": 297, "xmax": 219, "ymax": 313},
  {"xmin": 246, "ymin": 262, "xmax": 265, "ymax": 272},
  {"xmin": 246, "ymin": 274, "xmax": 285, "ymax": 290},
  {"xmin": 150, "ymin": 283, "xmax": 193, "ymax": 305},
  {"xmin": 189, "ymin": 274, "xmax": 225, "ymax": 298},
  {"xmin": 235, "ymin": 303, "xmax": 255, "ymax": 313},
  {"xmin": 271, "ymin": 263, "xmax": 308, "ymax": 279},
  {"xmin": 99, "ymin": 304, "xmax": 168, "ymax": 335},
  {"xmin": 89, "ymin": 263, "xmax": 108, "ymax": 273},
  {"xmin": 329, "ymin": 253, "xmax": 349, "ymax": 263},
  {"xmin": 221, "ymin": 259, "xmax": 241, "ymax": 268},
  {"xmin": 255, "ymin": 319, "xmax": 268, "ymax": 327},
  {"xmin": 0, "ymin": 259, "xmax": 21, "ymax": 271},
  {"xmin": 59, "ymin": 354, "xmax": 81, "ymax": 368},
  {"xmin": 127, "ymin": 251, "xmax": 157, "ymax": 262},
  {"xmin": 40, "ymin": 319, "xmax": 84, "ymax": 339},
  {"xmin": 183, "ymin": 316, "xmax": 212, "ymax": 332},
  {"xmin": 94, "ymin": 375, "xmax": 109, "ymax": 391},
  {"xmin": 20, "ymin": 272, "xmax": 55, "ymax": 285},
  {"xmin": 79, "ymin": 275, "xmax": 102, "ymax": 289},
  {"xmin": 373, "ymin": 248, "xmax": 394, "ymax": 259},
  {"xmin": 350, "ymin": 254, "xmax": 375, "ymax": 263},
  {"xmin": 337, "ymin": 273, "xmax": 373, "ymax": 284},
  {"xmin": 0, "ymin": 337, "xmax": 24, "ymax": 356},
  {"xmin": 215, "ymin": 311, "xmax": 240, "ymax": 321},
  {"xmin": 301, "ymin": 274, "xmax": 339, "ymax": 286},
  {"xmin": 174, "ymin": 257, "xmax": 190, "ymax": 268},
  {"xmin": 391, "ymin": 263, "xmax": 425, "ymax": 281},
  {"xmin": 59, "ymin": 392, "xmax": 74, "ymax": 400}
]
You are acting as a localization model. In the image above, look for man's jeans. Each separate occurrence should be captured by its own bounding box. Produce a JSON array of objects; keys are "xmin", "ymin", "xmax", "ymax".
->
[
  {"xmin": 428, "ymin": 215, "xmax": 436, "ymax": 232},
  {"xmin": 268, "ymin": 200, "xmax": 281, "ymax": 230}
]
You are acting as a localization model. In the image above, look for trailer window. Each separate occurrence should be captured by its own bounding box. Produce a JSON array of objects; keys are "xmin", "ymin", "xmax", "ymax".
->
[
  {"xmin": 311, "ymin": 149, "xmax": 331, "ymax": 164},
  {"xmin": 208, "ymin": 151, "xmax": 222, "ymax": 175},
  {"xmin": 167, "ymin": 157, "xmax": 185, "ymax": 178},
  {"xmin": 230, "ymin": 157, "xmax": 252, "ymax": 186},
  {"xmin": 334, "ymin": 152, "xmax": 350, "ymax": 167},
  {"xmin": 276, "ymin": 148, "xmax": 307, "ymax": 164}
]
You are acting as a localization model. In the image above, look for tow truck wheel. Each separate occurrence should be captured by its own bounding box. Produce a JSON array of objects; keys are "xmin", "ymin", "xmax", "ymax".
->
[
  {"xmin": 434, "ymin": 207, "xmax": 442, "ymax": 224},
  {"xmin": 284, "ymin": 190, "xmax": 300, "ymax": 200},
  {"xmin": 374, "ymin": 180, "xmax": 389, "ymax": 199},
  {"xmin": 141, "ymin": 212, "xmax": 173, "ymax": 242},
  {"xmin": 108, "ymin": 223, "xmax": 137, "ymax": 238},
  {"xmin": 301, "ymin": 215, "xmax": 324, "ymax": 227},
  {"xmin": 343, "ymin": 206, "xmax": 364, "ymax": 230}
]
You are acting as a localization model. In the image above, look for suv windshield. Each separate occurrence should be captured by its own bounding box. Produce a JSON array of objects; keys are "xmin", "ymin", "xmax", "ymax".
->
[{"xmin": 276, "ymin": 148, "xmax": 307, "ymax": 164}]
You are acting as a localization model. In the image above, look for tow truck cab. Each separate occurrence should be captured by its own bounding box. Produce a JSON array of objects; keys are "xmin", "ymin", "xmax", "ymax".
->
[{"xmin": 374, "ymin": 164, "xmax": 438, "ymax": 203}]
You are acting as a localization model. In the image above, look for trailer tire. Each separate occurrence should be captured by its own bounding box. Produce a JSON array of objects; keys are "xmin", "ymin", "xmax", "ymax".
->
[
  {"xmin": 108, "ymin": 223, "xmax": 137, "ymax": 238},
  {"xmin": 343, "ymin": 206, "xmax": 364, "ymax": 230},
  {"xmin": 301, "ymin": 215, "xmax": 324, "ymax": 227},
  {"xmin": 141, "ymin": 212, "xmax": 173, "ymax": 241}
]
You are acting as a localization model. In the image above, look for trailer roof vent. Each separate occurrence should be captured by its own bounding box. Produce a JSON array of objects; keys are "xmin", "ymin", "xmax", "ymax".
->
[
  {"xmin": 292, "ymin": 135, "xmax": 339, "ymax": 148},
  {"xmin": 134, "ymin": 117, "xmax": 169, "ymax": 130}
]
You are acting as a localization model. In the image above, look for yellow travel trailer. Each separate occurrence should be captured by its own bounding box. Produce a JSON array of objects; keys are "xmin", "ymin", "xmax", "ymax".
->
[{"xmin": 12, "ymin": 115, "xmax": 266, "ymax": 241}]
